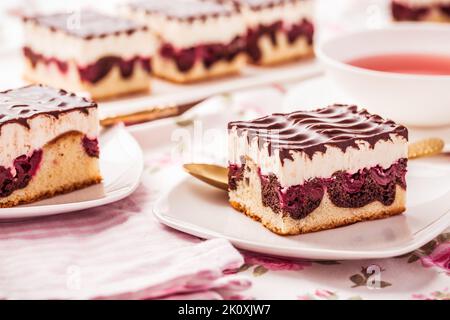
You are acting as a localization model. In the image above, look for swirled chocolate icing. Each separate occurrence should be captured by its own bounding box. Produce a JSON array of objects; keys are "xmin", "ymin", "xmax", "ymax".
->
[
  {"xmin": 23, "ymin": 10, "xmax": 147, "ymax": 39},
  {"xmin": 0, "ymin": 85, "xmax": 96, "ymax": 129},
  {"xmin": 128, "ymin": 0, "xmax": 237, "ymax": 21},
  {"xmin": 236, "ymin": 0, "xmax": 307, "ymax": 10},
  {"xmin": 228, "ymin": 104, "xmax": 408, "ymax": 162}
]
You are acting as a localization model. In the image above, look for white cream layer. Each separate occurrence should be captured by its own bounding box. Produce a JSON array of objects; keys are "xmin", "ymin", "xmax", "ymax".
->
[
  {"xmin": 394, "ymin": 0, "xmax": 450, "ymax": 6},
  {"xmin": 0, "ymin": 108, "xmax": 98, "ymax": 169},
  {"xmin": 243, "ymin": 0, "xmax": 314, "ymax": 28},
  {"xmin": 228, "ymin": 128, "xmax": 408, "ymax": 187},
  {"xmin": 23, "ymin": 21, "xmax": 156, "ymax": 66},
  {"xmin": 123, "ymin": 7, "xmax": 247, "ymax": 48}
]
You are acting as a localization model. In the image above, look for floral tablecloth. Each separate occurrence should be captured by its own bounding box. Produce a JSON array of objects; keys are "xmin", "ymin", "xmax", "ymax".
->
[{"xmin": 137, "ymin": 82, "xmax": 450, "ymax": 300}]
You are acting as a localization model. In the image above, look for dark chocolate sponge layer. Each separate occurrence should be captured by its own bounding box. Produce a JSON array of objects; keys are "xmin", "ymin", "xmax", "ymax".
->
[{"xmin": 229, "ymin": 159, "xmax": 407, "ymax": 220}]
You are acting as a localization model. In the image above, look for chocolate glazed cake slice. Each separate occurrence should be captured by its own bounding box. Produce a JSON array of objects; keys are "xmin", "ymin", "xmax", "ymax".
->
[
  {"xmin": 22, "ymin": 10, "xmax": 154, "ymax": 99},
  {"xmin": 235, "ymin": 0, "xmax": 315, "ymax": 65},
  {"xmin": 228, "ymin": 105, "xmax": 408, "ymax": 235},
  {"xmin": 392, "ymin": 0, "xmax": 450, "ymax": 22},
  {"xmin": 0, "ymin": 85, "xmax": 101, "ymax": 208},
  {"xmin": 124, "ymin": 0, "xmax": 247, "ymax": 83}
]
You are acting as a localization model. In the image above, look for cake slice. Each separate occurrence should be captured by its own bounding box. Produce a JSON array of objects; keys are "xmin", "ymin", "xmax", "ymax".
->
[
  {"xmin": 236, "ymin": 0, "xmax": 315, "ymax": 65},
  {"xmin": 392, "ymin": 0, "xmax": 450, "ymax": 22},
  {"xmin": 124, "ymin": 0, "xmax": 247, "ymax": 83},
  {"xmin": 0, "ymin": 85, "xmax": 101, "ymax": 208},
  {"xmin": 228, "ymin": 105, "xmax": 408, "ymax": 235},
  {"xmin": 22, "ymin": 11, "xmax": 154, "ymax": 99}
]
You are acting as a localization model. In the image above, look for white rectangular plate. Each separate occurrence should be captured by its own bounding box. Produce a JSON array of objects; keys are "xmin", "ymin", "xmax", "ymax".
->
[{"xmin": 154, "ymin": 162, "xmax": 450, "ymax": 260}]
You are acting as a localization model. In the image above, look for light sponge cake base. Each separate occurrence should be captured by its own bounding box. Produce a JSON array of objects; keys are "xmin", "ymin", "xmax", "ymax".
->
[
  {"xmin": 23, "ymin": 60, "xmax": 151, "ymax": 100},
  {"xmin": 152, "ymin": 53, "xmax": 246, "ymax": 83},
  {"xmin": 0, "ymin": 131, "xmax": 102, "ymax": 208},
  {"xmin": 252, "ymin": 33, "xmax": 314, "ymax": 66},
  {"xmin": 229, "ymin": 161, "xmax": 406, "ymax": 235}
]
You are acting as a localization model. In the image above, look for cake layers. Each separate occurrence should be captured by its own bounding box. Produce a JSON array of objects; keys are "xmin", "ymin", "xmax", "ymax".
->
[
  {"xmin": 229, "ymin": 159, "xmax": 407, "ymax": 234},
  {"xmin": 237, "ymin": 0, "xmax": 315, "ymax": 65},
  {"xmin": 392, "ymin": 0, "xmax": 450, "ymax": 22},
  {"xmin": 0, "ymin": 85, "xmax": 101, "ymax": 207},
  {"xmin": 228, "ymin": 105, "xmax": 407, "ymax": 187},
  {"xmin": 228, "ymin": 105, "xmax": 408, "ymax": 234},
  {"xmin": 22, "ymin": 11, "xmax": 155, "ymax": 99},
  {"xmin": 125, "ymin": 0, "xmax": 247, "ymax": 82}
]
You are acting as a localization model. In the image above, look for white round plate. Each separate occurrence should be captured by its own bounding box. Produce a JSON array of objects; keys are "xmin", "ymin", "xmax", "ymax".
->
[
  {"xmin": 283, "ymin": 75, "xmax": 450, "ymax": 143},
  {"xmin": 154, "ymin": 162, "xmax": 450, "ymax": 260},
  {"xmin": 283, "ymin": 76, "xmax": 355, "ymax": 112},
  {"xmin": 0, "ymin": 126, "xmax": 143, "ymax": 220}
]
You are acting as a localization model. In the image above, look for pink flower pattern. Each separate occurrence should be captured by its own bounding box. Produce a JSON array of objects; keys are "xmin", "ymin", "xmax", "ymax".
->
[
  {"xmin": 420, "ymin": 243, "xmax": 450, "ymax": 273},
  {"xmin": 243, "ymin": 251, "xmax": 312, "ymax": 271},
  {"xmin": 412, "ymin": 288, "xmax": 450, "ymax": 300}
]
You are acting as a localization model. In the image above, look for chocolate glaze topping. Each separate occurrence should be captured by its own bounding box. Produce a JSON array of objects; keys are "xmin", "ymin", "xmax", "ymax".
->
[
  {"xmin": 23, "ymin": 10, "xmax": 147, "ymax": 39},
  {"xmin": 0, "ymin": 85, "xmax": 96, "ymax": 130},
  {"xmin": 228, "ymin": 104, "xmax": 408, "ymax": 162},
  {"xmin": 234, "ymin": 0, "xmax": 306, "ymax": 10},
  {"xmin": 128, "ymin": 0, "xmax": 236, "ymax": 21}
]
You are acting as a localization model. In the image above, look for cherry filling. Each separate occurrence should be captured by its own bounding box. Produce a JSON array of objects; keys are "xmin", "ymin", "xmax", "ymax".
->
[
  {"xmin": 78, "ymin": 56, "xmax": 151, "ymax": 84},
  {"xmin": 246, "ymin": 19, "xmax": 314, "ymax": 62},
  {"xmin": 392, "ymin": 2, "xmax": 450, "ymax": 20},
  {"xmin": 228, "ymin": 163, "xmax": 245, "ymax": 191},
  {"xmin": 82, "ymin": 136, "xmax": 100, "ymax": 158},
  {"xmin": 440, "ymin": 5, "xmax": 450, "ymax": 16},
  {"xmin": 326, "ymin": 159, "xmax": 407, "ymax": 209},
  {"xmin": 23, "ymin": 47, "xmax": 68, "ymax": 73},
  {"xmin": 272, "ymin": 176, "xmax": 325, "ymax": 220},
  {"xmin": 159, "ymin": 37, "xmax": 246, "ymax": 73},
  {"xmin": 0, "ymin": 150, "xmax": 42, "ymax": 198},
  {"xmin": 229, "ymin": 159, "xmax": 407, "ymax": 220},
  {"xmin": 23, "ymin": 47, "xmax": 151, "ymax": 84},
  {"xmin": 391, "ymin": 2, "xmax": 430, "ymax": 20},
  {"xmin": 0, "ymin": 135, "xmax": 99, "ymax": 198}
]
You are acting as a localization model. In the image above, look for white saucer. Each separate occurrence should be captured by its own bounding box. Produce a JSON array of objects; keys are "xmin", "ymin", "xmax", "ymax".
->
[
  {"xmin": 283, "ymin": 76, "xmax": 356, "ymax": 112},
  {"xmin": 283, "ymin": 75, "xmax": 450, "ymax": 144},
  {"xmin": 0, "ymin": 126, "xmax": 143, "ymax": 220},
  {"xmin": 154, "ymin": 162, "xmax": 450, "ymax": 260}
]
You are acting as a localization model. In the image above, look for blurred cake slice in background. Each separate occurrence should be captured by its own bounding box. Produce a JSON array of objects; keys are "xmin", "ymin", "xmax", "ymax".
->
[
  {"xmin": 236, "ymin": 0, "xmax": 315, "ymax": 65},
  {"xmin": 0, "ymin": 85, "xmax": 101, "ymax": 208},
  {"xmin": 124, "ymin": 0, "xmax": 247, "ymax": 83},
  {"xmin": 22, "ymin": 10, "xmax": 154, "ymax": 99},
  {"xmin": 392, "ymin": 0, "xmax": 450, "ymax": 22}
]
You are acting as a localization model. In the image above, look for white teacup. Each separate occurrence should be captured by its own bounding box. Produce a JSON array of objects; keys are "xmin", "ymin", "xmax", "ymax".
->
[{"xmin": 317, "ymin": 24, "xmax": 450, "ymax": 127}]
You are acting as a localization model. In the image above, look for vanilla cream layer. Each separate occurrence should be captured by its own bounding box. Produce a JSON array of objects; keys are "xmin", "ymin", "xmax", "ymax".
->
[
  {"xmin": 123, "ymin": 8, "xmax": 247, "ymax": 48},
  {"xmin": 243, "ymin": 0, "xmax": 314, "ymax": 28},
  {"xmin": 23, "ymin": 21, "xmax": 156, "ymax": 66},
  {"xmin": 228, "ymin": 129, "xmax": 407, "ymax": 187},
  {"xmin": 0, "ymin": 109, "xmax": 98, "ymax": 169},
  {"xmin": 394, "ymin": 0, "xmax": 450, "ymax": 6}
]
